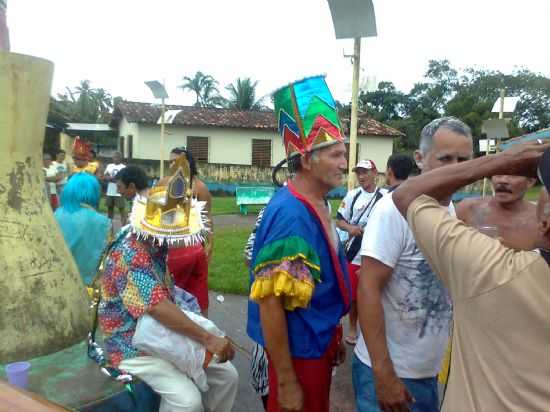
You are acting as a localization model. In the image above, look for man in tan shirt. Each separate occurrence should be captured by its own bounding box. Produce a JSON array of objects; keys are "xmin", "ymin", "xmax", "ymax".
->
[{"xmin": 392, "ymin": 140, "xmax": 550, "ymax": 412}]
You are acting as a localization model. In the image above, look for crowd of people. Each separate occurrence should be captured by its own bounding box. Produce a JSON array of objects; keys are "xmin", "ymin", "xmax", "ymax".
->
[{"xmin": 45, "ymin": 75, "xmax": 550, "ymax": 412}]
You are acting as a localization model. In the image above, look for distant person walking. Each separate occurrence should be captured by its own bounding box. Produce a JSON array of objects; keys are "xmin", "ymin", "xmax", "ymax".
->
[{"xmin": 103, "ymin": 152, "xmax": 127, "ymax": 225}]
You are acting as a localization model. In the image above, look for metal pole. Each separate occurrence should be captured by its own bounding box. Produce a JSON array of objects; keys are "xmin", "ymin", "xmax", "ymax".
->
[
  {"xmin": 482, "ymin": 89, "xmax": 506, "ymax": 197},
  {"xmin": 498, "ymin": 88, "xmax": 505, "ymax": 120},
  {"xmin": 160, "ymin": 96, "xmax": 166, "ymax": 178},
  {"xmin": 347, "ymin": 37, "xmax": 361, "ymax": 191}
]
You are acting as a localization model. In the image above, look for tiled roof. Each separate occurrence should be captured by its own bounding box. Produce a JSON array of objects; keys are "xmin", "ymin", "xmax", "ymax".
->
[
  {"xmin": 111, "ymin": 101, "xmax": 404, "ymax": 137},
  {"xmin": 340, "ymin": 113, "xmax": 405, "ymax": 138}
]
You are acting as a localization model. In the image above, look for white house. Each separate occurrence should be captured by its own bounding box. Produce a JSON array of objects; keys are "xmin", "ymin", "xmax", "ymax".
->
[{"xmin": 110, "ymin": 101, "xmax": 404, "ymax": 177}]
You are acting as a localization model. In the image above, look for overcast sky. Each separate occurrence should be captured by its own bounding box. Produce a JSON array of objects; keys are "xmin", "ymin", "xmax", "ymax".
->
[{"xmin": 8, "ymin": 0, "xmax": 550, "ymax": 106}]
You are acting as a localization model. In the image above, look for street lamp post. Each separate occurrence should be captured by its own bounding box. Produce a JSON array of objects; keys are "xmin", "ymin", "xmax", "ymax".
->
[
  {"xmin": 145, "ymin": 80, "xmax": 169, "ymax": 178},
  {"xmin": 327, "ymin": 0, "xmax": 377, "ymax": 191}
]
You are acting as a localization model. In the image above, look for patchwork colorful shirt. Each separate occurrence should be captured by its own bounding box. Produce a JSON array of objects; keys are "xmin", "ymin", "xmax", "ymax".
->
[
  {"xmin": 98, "ymin": 228, "xmax": 173, "ymax": 367},
  {"xmin": 247, "ymin": 182, "xmax": 351, "ymax": 359}
]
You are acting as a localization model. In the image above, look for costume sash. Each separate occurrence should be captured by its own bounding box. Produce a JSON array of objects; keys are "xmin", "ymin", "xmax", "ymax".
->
[{"xmin": 287, "ymin": 180, "xmax": 351, "ymax": 310}]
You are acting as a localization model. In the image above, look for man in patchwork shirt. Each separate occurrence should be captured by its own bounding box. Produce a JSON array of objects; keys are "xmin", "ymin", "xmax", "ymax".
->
[{"xmin": 99, "ymin": 161, "xmax": 238, "ymax": 412}]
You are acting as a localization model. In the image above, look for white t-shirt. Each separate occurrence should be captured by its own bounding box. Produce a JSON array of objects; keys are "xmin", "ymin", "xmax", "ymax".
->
[
  {"xmin": 52, "ymin": 161, "xmax": 68, "ymax": 186},
  {"xmin": 104, "ymin": 163, "xmax": 126, "ymax": 197},
  {"xmin": 337, "ymin": 186, "xmax": 387, "ymax": 265},
  {"xmin": 354, "ymin": 193, "xmax": 454, "ymax": 378},
  {"xmin": 43, "ymin": 165, "xmax": 58, "ymax": 195}
]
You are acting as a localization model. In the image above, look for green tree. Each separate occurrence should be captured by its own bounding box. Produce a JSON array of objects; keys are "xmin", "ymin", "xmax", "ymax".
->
[
  {"xmin": 179, "ymin": 71, "xmax": 222, "ymax": 107},
  {"xmin": 55, "ymin": 80, "xmax": 114, "ymax": 122},
  {"xmin": 224, "ymin": 77, "xmax": 265, "ymax": 111},
  {"xmin": 359, "ymin": 81, "xmax": 407, "ymax": 122}
]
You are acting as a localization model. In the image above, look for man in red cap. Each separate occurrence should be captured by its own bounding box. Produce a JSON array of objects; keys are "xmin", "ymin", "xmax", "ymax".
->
[{"xmin": 336, "ymin": 159, "xmax": 386, "ymax": 345}]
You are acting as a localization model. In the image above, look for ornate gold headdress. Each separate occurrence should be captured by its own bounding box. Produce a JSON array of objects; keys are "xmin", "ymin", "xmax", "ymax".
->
[{"xmin": 128, "ymin": 156, "xmax": 208, "ymax": 246}]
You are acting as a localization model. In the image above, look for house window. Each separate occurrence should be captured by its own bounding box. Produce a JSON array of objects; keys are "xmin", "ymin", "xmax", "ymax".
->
[
  {"xmin": 127, "ymin": 135, "xmax": 133, "ymax": 160},
  {"xmin": 187, "ymin": 136, "xmax": 209, "ymax": 163},
  {"xmin": 345, "ymin": 142, "xmax": 360, "ymax": 168},
  {"xmin": 251, "ymin": 139, "xmax": 272, "ymax": 167},
  {"xmin": 119, "ymin": 136, "xmax": 125, "ymax": 158}
]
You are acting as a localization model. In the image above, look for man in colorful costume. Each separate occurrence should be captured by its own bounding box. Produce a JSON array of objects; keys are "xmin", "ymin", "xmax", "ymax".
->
[
  {"xmin": 99, "ymin": 156, "xmax": 238, "ymax": 412},
  {"xmin": 247, "ymin": 75, "xmax": 351, "ymax": 412},
  {"xmin": 70, "ymin": 136, "xmax": 100, "ymax": 176}
]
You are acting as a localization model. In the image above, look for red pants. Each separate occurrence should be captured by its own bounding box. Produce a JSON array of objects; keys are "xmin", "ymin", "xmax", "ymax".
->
[
  {"xmin": 50, "ymin": 194, "xmax": 59, "ymax": 210},
  {"xmin": 348, "ymin": 263, "xmax": 361, "ymax": 301},
  {"xmin": 167, "ymin": 245, "xmax": 209, "ymax": 311},
  {"xmin": 267, "ymin": 327, "xmax": 342, "ymax": 412}
]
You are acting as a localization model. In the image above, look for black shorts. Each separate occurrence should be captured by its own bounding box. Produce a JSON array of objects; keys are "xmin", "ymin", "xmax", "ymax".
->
[{"xmin": 105, "ymin": 195, "xmax": 126, "ymax": 210}]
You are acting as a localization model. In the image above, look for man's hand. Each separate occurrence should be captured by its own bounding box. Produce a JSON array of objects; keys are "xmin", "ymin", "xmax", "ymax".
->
[
  {"xmin": 204, "ymin": 335, "xmax": 234, "ymax": 363},
  {"xmin": 499, "ymin": 140, "xmax": 550, "ymax": 177},
  {"xmin": 374, "ymin": 368, "xmax": 414, "ymax": 412},
  {"xmin": 348, "ymin": 225, "xmax": 363, "ymax": 237},
  {"xmin": 278, "ymin": 378, "xmax": 304, "ymax": 412},
  {"xmin": 334, "ymin": 341, "xmax": 346, "ymax": 366}
]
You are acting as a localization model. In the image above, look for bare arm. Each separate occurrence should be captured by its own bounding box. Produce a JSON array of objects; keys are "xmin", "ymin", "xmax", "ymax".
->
[
  {"xmin": 148, "ymin": 299, "xmax": 234, "ymax": 362},
  {"xmin": 336, "ymin": 218, "xmax": 363, "ymax": 236},
  {"xmin": 393, "ymin": 141, "xmax": 550, "ymax": 218},
  {"xmin": 357, "ymin": 256, "xmax": 413, "ymax": 411},
  {"xmin": 258, "ymin": 295, "xmax": 303, "ymax": 411},
  {"xmin": 357, "ymin": 257, "xmax": 393, "ymax": 373}
]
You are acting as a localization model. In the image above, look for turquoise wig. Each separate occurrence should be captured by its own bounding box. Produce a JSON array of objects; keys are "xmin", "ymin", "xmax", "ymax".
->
[
  {"xmin": 60, "ymin": 172, "xmax": 101, "ymax": 212},
  {"xmin": 55, "ymin": 172, "xmax": 110, "ymax": 285}
]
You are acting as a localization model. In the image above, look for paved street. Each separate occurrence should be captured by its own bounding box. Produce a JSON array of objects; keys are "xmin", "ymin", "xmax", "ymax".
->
[{"xmin": 209, "ymin": 292, "xmax": 355, "ymax": 412}]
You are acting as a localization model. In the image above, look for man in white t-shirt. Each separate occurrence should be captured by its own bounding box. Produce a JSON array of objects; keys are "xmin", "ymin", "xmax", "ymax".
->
[
  {"xmin": 336, "ymin": 159, "xmax": 386, "ymax": 345},
  {"xmin": 52, "ymin": 149, "xmax": 68, "ymax": 196},
  {"xmin": 103, "ymin": 152, "xmax": 127, "ymax": 225},
  {"xmin": 43, "ymin": 153, "xmax": 62, "ymax": 210},
  {"xmin": 353, "ymin": 117, "xmax": 473, "ymax": 412}
]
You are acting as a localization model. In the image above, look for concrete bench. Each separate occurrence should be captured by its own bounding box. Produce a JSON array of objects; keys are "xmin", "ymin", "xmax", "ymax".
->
[
  {"xmin": 1, "ymin": 340, "xmax": 159, "ymax": 412},
  {"xmin": 235, "ymin": 186, "xmax": 275, "ymax": 215}
]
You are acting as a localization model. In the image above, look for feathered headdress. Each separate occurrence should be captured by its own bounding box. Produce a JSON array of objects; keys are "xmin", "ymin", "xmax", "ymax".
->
[{"xmin": 72, "ymin": 136, "xmax": 92, "ymax": 161}]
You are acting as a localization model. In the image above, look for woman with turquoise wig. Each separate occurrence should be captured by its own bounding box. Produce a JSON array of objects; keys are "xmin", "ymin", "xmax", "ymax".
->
[{"xmin": 55, "ymin": 172, "xmax": 111, "ymax": 285}]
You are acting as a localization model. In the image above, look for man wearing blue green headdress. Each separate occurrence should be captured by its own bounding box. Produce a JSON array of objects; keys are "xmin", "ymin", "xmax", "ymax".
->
[{"xmin": 247, "ymin": 75, "xmax": 351, "ymax": 412}]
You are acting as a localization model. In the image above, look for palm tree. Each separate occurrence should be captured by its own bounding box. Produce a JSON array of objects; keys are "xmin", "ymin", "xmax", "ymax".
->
[
  {"xmin": 92, "ymin": 88, "xmax": 113, "ymax": 122},
  {"xmin": 179, "ymin": 71, "xmax": 221, "ymax": 107},
  {"xmin": 56, "ymin": 80, "xmax": 114, "ymax": 122},
  {"xmin": 224, "ymin": 77, "xmax": 265, "ymax": 111}
]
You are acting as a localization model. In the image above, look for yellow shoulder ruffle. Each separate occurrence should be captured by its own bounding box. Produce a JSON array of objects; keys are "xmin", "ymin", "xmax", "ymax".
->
[{"xmin": 250, "ymin": 269, "xmax": 314, "ymax": 311}]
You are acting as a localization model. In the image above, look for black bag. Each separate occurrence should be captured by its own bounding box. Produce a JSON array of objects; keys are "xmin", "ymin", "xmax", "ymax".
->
[{"xmin": 344, "ymin": 188, "xmax": 383, "ymax": 262}]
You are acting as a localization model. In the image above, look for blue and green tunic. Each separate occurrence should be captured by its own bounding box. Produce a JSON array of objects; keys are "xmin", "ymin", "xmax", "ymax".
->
[{"xmin": 247, "ymin": 182, "xmax": 351, "ymax": 359}]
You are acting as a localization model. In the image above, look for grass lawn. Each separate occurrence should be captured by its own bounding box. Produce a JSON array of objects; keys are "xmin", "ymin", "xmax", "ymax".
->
[
  {"xmin": 211, "ymin": 197, "xmax": 264, "ymax": 216},
  {"xmin": 211, "ymin": 196, "xmax": 342, "ymax": 216},
  {"xmin": 98, "ymin": 195, "xmax": 343, "ymax": 217},
  {"xmin": 209, "ymin": 226, "xmax": 251, "ymax": 295},
  {"xmin": 526, "ymin": 185, "xmax": 542, "ymax": 201}
]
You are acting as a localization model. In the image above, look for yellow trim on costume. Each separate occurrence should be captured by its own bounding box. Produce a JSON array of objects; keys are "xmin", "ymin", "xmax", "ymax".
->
[
  {"xmin": 250, "ymin": 269, "xmax": 315, "ymax": 311},
  {"xmin": 438, "ymin": 339, "xmax": 452, "ymax": 384},
  {"xmin": 253, "ymin": 253, "xmax": 321, "ymax": 275}
]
